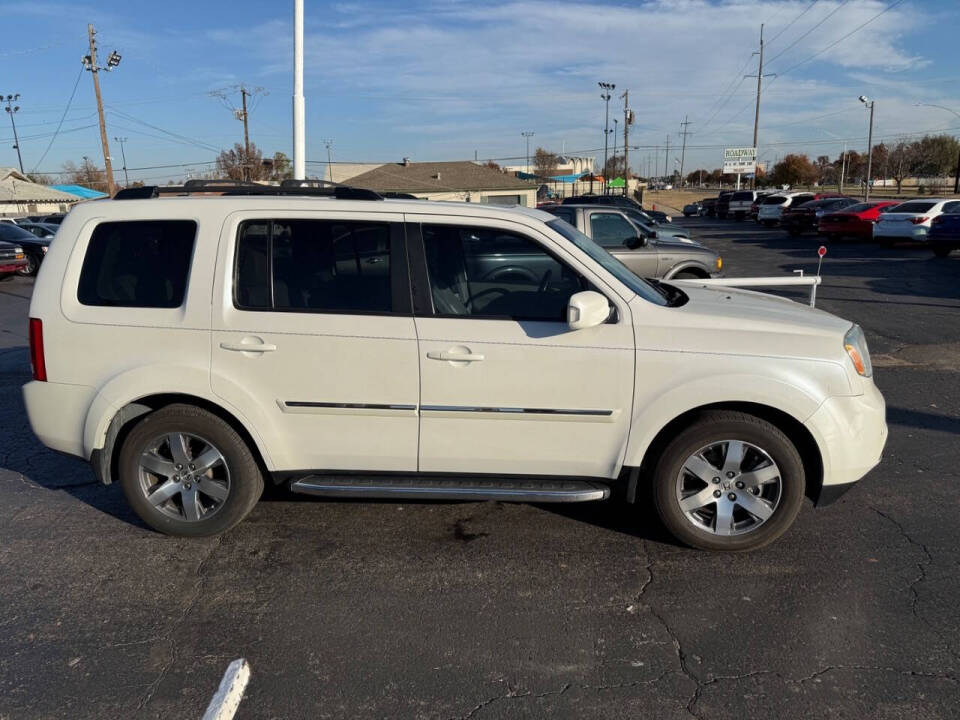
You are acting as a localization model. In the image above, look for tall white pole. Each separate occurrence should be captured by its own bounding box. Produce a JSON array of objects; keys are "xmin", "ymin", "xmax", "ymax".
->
[{"xmin": 292, "ymin": 0, "xmax": 306, "ymax": 180}]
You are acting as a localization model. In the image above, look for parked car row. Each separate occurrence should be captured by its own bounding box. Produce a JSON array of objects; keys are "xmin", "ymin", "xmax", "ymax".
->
[
  {"xmin": 695, "ymin": 189, "xmax": 960, "ymax": 256},
  {"xmin": 0, "ymin": 221, "xmax": 55, "ymax": 276}
]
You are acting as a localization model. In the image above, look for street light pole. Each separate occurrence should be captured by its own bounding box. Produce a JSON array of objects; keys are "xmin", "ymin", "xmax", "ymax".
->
[
  {"xmin": 521, "ymin": 131, "xmax": 534, "ymax": 175},
  {"xmin": 599, "ymin": 82, "xmax": 615, "ymax": 189},
  {"xmin": 113, "ymin": 136, "xmax": 129, "ymax": 186},
  {"xmin": 859, "ymin": 95, "xmax": 875, "ymax": 201},
  {"xmin": 612, "ymin": 118, "xmax": 618, "ymax": 184},
  {"xmin": 3, "ymin": 95, "xmax": 23, "ymax": 174}
]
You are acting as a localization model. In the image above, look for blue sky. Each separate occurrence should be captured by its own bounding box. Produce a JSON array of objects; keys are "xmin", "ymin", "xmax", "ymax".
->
[{"xmin": 2, "ymin": 0, "xmax": 958, "ymax": 184}]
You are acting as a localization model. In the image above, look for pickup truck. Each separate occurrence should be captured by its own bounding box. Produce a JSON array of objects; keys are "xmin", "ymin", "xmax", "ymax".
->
[
  {"xmin": 546, "ymin": 204, "xmax": 722, "ymax": 279},
  {"xmin": 0, "ymin": 240, "xmax": 28, "ymax": 277}
]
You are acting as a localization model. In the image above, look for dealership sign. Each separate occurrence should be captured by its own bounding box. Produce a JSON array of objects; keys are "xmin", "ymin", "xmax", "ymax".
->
[{"xmin": 723, "ymin": 147, "xmax": 757, "ymax": 174}]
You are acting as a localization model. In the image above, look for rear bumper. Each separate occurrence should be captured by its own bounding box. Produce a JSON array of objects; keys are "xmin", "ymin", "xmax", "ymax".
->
[
  {"xmin": 804, "ymin": 380, "xmax": 887, "ymax": 496},
  {"xmin": 23, "ymin": 380, "xmax": 97, "ymax": 459},
  {"xmin": 873, "ymin": 224, "xmax": 930, "ymax": 241}
]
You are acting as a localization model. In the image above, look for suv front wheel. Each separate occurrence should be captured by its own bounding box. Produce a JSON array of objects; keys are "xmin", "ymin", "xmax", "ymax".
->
[
  {"xmin": 652, "ymin": 410, "xmax": 805, "ymax": 551},
  {"xmin": 118, "ymin": 404, "xmax": 264, "ymax": 536}
]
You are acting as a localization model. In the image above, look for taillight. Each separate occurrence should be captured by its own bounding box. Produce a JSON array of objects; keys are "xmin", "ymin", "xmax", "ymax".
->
[
  {"xmin": 29, "ymin": 318, "xmax": 46, "ymax": 382},
  {"xmin": 910, "ymin": 216, "xmax": 928, "ymax": 225}
]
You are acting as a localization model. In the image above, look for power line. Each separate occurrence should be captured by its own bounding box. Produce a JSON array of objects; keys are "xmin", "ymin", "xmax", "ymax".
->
[
  {"xmin": 764, "ymin": 0, "xmax": 851, "ymax": 66},
  {"xmin": 29, "ymin": 67, "xmax": 84, "ymax": 174},
  {"xmin": 766, "ymin": 0, "xmax": 820, "ymax": 46}
]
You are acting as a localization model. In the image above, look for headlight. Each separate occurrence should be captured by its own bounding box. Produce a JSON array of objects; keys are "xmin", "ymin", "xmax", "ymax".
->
[
  {"xmin": 844, "ymin": 324, "xmax": 872, "ymax": 377},
  {"xmin": 715, "ymin": 256, "xmax": 722, "ymax": 271}
]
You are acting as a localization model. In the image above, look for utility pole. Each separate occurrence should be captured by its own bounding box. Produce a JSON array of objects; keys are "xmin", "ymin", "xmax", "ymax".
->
[
  {"xmin": 114, "ymin": 136, "xmax": 129, "ymax": 186},
  {"xmin": 620, "ymin": 90, "xmax": 631, "ymax": 197},
  {"xmin": 612, "ymin": 118, "xmax": 618, "ymax": 180},
  {"xmin": 521, "ymin": 131, "xmax": 534, "ymax": 174},
  {"xmin": 664, "ymin": 135, "xmax": 670, "ymax": 182},
  {"xmin": 211, "ymin": 84, "xmax": 266, "ymax": 182},
  {"xmin": 599, "ymin": 82, "xmax": 615, "ymax": 188},
  {"xmin": 839, "ymin": 140, "xmax": 847, "ymax": 194},
  {"xmin": 747, "ymin": 24, "xmax": 774, "ymax": 190},
  {"xmin": 679, "ymin": 115, "xmax": 692, "ymax": 187},
  {"xmin": 860, "ymin": 95, "xmax": 875, "ymax": 201},
  {"xmin": 240, "ymin": 88, "xmax": 251, "ymax": 181},
  {"xmin": 83, "ymin": 24, "xmax": 120, "ymax": 196},
  {"xmin": 323, "ymin": 138, "xmax": 334, "ymax": 182},
  {"xmin": 292, "ymin": 0, "xmax": 306, "ymax": 180},
  {"xmin": 2, "ymin": 95, "xmax": 23, "ymax": 174}
]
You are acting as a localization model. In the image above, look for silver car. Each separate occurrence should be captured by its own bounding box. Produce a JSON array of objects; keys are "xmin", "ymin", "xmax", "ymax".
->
[{"xmin": 546, "ymin": 205, "xmax": 722, "ymax": 279}]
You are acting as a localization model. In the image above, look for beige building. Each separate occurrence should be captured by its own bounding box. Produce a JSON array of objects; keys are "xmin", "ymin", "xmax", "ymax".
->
[
  {"xmin": 340, "ymin": 160, "xmax": 538, "ymax": 207},
  {"xmin": 0, "ymin": 168, "xmax": 79, "ymax": 218}
]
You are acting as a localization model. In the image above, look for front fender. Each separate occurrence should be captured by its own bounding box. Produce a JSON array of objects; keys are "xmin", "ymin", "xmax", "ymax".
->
[
  {"xmin": 623, "ymin": 368, "xmax": 827, "ymax": 470},
  {"xmin": 663, "ymin": 260, "xmax": 713, "ymax": 279},
  {"xmin": 83, "ymin": 364, "xmax": 277, "ymax": 470}
]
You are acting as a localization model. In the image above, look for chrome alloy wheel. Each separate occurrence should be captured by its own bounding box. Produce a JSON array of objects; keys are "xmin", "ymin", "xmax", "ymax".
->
[
  {"xmin": 138, "ymin": 432, "xmax": 231, "ymax": 522},
  {"xmin": 675, "ymin": 439, "xmax": 782, "ymax": 537}
]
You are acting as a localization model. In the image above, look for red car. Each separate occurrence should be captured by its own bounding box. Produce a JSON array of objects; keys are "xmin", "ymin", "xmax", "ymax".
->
[{"xmin": 818, "ymin": 201, "xmax": 900, "ymax": 241}]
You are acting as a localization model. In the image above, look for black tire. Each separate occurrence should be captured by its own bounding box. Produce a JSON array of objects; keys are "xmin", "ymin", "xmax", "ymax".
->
[
  {"xmin": 932, "ymin": 246, "xmax": 952, "ymax": 258},
  {"xmin": 651, "ymin": 410, "xmax": 805, "ymax": 552},
  {"xmin": 672, "ymin": 270, "xmax": 704, "ymax": 280},
  {"xmin": 16, "ymin": 251, "xmax": 39, "ymax": 276},
  {"xmin": 118, "ymin": 404, "xmax": 264, "ymax": 537}
]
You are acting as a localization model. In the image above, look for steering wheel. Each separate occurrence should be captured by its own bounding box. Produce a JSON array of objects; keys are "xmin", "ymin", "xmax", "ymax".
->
[
  {"xmin": 467, "ymin": 286, "xmax": 509, "ymax": 309},
  {"xmin": 538, "ymin": 269, "xmax": 553, "ymax": 293}
]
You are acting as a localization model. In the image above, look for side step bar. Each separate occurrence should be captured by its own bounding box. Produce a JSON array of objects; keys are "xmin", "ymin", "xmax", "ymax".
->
[{"xmin": 289, "ymin": 475, "xmax": 609, "ymax": 503}]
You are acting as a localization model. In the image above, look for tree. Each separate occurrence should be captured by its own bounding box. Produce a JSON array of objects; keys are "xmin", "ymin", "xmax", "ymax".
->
[
  {"xmin": 603, "ymin": 154, "xmax": 627, "ymax": 179},
  {"xmin": 484, "ymin": 160, "xmax": 502, "ymax": 172},
  {"xmin": 61, "ymin": 158, "xmax": 107, "ymax": 190},
  {"xmin": 216, "ymin": 142, "xmax": 265, "ymax": 181},
  {"xmin": 533, "ymin": 147, "xmax": 559, "ymax": 180},
  {"xmin": 913, "ymin": 134, "xmax": 960, "ymax": 178},
  {"xmin": 265, "ymin": 151, "xmax": 293, "ymax": 181},
  {"xmin": 815, "ymin": 155, "xmax": 834, "ymax": 186},
  {"xmin": 769, "ymin": 153, "xmax": 817, "ymax": 187},
  {"xmin": 888, "ymin": 141, "xmax": 919, "ymax": 193}
]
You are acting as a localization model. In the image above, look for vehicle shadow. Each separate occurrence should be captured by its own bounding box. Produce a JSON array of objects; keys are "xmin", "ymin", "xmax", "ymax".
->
[{"xmin": 887, "ymin": 406, "xmax": 960, "ymax": 435}]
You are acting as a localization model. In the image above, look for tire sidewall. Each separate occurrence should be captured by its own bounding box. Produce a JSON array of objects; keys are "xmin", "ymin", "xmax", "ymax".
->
[
  {"xmin": 653, "ymin": 415, "xmax": 805, "ymax": 552},
  {"xmin": 119, "ymin": 407, "xmax": 263, "ymax": 537}
]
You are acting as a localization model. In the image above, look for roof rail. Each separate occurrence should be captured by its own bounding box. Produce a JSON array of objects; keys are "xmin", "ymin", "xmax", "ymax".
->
[{"xmin": 113, "ymin": 179, "xmax": 383, "ymax": 201}]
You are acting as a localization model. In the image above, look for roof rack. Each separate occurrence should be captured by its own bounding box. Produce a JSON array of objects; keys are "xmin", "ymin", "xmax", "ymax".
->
[{"xmin": 113, "ymin": 178, "xmax": 383, "ymax": 201}]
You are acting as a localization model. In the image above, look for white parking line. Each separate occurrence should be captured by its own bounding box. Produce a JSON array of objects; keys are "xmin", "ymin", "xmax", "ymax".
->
[{"xmin": 201, "ymin": 658, "xmax": 250, "ymax": 720}]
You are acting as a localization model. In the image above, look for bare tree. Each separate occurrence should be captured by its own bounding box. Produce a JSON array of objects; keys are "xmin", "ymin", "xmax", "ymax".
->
[
  {"xmin": 60, "ymin": 158, "xmax": 107, "ymax": 190},
  {"xmin": 216, "ymin": 142, "xmax": 265, "ymax": 181},
  {"xmin": 533, "ymin": 148, "xmax": 559, "ymax": 180}
]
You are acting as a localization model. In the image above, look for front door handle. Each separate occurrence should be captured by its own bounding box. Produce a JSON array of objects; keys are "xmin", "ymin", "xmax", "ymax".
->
[
  {"xmin": 220, "ymin": 340, "xmax": 277, "ymax": 353},
  {"xmin": 426, "ymin": 350, "xmax": 485, "ymax": 362}
]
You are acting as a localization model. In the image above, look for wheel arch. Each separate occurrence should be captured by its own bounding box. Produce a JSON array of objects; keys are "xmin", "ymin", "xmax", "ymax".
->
[
  {"xmin": 663, "ymin": 261, "xmax": 711, "ymax": 279},
  {"xmin": 625, "ymin": 401, "xmax": 823, "ymax": 505},
  {"xmin": 89, "ymin": 392, "xmax": 274, "ymax": 486}
]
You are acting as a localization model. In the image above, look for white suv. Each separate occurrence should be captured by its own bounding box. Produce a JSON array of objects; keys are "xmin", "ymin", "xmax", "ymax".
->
[{"xmin": 23, "ymin": 181, "xmax": 887, "ymax": 551}]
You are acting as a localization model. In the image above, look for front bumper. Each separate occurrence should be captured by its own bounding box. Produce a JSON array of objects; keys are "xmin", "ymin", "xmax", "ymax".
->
[
  {"xmin": 804, "ymin": 380, "xmax": 887, "ymax": 503},
  {"xmin": 0, "ymin": 260, "xmax": 26, "ymax": 273}
]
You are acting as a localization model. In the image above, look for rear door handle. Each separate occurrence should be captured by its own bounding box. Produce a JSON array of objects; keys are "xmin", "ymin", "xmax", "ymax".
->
[
  {"xmin": 426, "ymin": 351, "xmax": 485, "ymax": 362},
  {"xmin": 220, "ymin": 341, "xmax": 277, "ymax": 353}
]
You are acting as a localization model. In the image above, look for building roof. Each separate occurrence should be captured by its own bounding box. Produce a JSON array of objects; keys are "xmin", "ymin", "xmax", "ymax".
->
[
  {"xmin": 0, "ymin": 168, "xmax": 81, "ymax": 204},
  {"xmin": 346, "ymin": 161, "xmax": 537, "ymax": 194},
  {"xmin": 50, "ymin": 184, "xmax": 109, "ymax": 199}
]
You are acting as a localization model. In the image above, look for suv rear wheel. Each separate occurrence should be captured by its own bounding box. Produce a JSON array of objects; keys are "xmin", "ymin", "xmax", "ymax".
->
[
  {"xmin": 118, "ymin": 404, "xmax": 264, "ymax": 537},
  {"xmin": 651, "ymin": 410, "xmax": 805, "ymax": 551}
]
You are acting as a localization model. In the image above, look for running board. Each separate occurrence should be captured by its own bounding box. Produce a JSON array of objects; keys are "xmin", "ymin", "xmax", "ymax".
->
[{"xmin": 288, "ymin": 475, "xmax": 609, "ymax": 503}]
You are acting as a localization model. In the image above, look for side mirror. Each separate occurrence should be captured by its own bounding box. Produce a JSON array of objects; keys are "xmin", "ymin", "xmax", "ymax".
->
[
  {"xmin": 567, "ymin": 291, "xmax": 610, "ymax": 330},
  {"xmin": 625, "ymin": 235, "xmax": 646, "ymax": 249}
]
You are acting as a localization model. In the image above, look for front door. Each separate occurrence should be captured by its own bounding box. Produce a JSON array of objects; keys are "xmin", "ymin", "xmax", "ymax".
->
[
  {"xmin": 409, "ymin": 217, "xmax": 635, "ymax": 479},
  {"xmin": 587, "ymin": 209, "xmax": 660, "ymax": 278},
  {"xmin": 210, "ymin": 212, "xmax": 419, "ymax": 473}
]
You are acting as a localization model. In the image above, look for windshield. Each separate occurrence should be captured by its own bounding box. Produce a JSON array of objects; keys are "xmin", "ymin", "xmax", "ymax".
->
[{"xmin": 546, "ymin": 219, "xmax": 669, "ymax": 306}]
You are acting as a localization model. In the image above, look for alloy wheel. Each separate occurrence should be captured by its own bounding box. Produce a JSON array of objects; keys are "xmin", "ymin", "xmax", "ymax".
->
[
  {"xmin": 675, "ymin": 439, "xmax": 782, "ymax": 537},
  {"xmin": 137, "ymin": 432, "xmax": 231, "ymax": 522}
]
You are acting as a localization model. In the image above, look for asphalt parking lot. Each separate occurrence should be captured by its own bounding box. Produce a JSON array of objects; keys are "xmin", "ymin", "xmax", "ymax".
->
[{"xmin": 1, "ymin": 218, "xmax": 958, "ymax": 719}]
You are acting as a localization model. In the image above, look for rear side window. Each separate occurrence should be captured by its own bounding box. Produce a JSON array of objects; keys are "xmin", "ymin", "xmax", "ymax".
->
[
  {"xmin": 235, "ymin": 219, "xmax": 393, "ymax": 314},
  {"xmin": 78, "ymin": 220, "xmax": 196, "ymax": 308},
  {"xmin": 891, "ymin": 202, "xmax": 935, "ymax": 214},
  {"xmin": 762, "ymin": 196, "xmax": 787, "ymax": 205}
]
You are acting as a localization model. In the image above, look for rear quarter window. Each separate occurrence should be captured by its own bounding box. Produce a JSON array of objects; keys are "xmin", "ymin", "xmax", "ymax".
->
[
  {"xmin": 890, "ymin": 202, "xmax": 935, "ymax": 214},
  {"xmin": 77, "ymin": 220, "xmax": 197, "ymax": 308}
]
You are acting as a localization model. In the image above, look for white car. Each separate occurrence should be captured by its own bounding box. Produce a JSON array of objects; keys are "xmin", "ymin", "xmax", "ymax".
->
[
  {"xmin": 756, "ymin": 192, "xmax": 815, "ymax": 226},
  {"xmin": 23, "ymin": 180, "xmax": 887, "ymax": 551},
  {"xmin": 872, "ymin": 198, "xmax": 960, "ymax": 244}
]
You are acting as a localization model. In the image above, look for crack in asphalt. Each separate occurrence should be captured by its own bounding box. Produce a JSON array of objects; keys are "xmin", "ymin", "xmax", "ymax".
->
[
  {"xmin": 135, "ymin": 535, "xmax": 225, "ymax": 710},
  {"xmin": 870, "ymin": 505, "xmax": 959, "ymax": 664}
]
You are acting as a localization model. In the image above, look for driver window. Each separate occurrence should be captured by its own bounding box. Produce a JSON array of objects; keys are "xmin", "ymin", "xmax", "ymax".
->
[
  {"xmin": 421, "ymin": 224, "xmax": 586, "ymax": 321},
  {"xmin": 590, "ymin": 212, "xmax": 637, "ymax": 247}
]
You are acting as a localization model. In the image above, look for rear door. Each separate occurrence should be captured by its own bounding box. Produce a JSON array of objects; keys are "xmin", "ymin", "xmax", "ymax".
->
[{"xmin": 210, "ymin": 211, "xmax": 420, "ymax": 473}]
